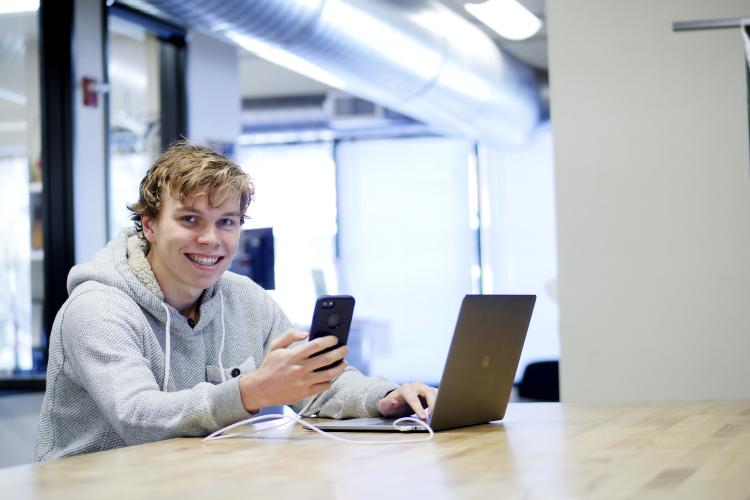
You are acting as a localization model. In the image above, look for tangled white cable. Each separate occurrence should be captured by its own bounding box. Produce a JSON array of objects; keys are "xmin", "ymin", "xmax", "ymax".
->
[{"xmin": 203, "ymin": 399, "xmax": 434, "ymax": 445}]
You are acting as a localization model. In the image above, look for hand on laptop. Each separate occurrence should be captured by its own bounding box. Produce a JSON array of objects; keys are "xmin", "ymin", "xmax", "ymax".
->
[{"xmin": 378, "ymin": 381, "xmax": 437, "ymax": 420}]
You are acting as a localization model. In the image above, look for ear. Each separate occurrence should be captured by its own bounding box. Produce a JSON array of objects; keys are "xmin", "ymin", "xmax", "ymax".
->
[{"xmin": 141, "ymin": 215, "xmax": 158, "ymax": 244}]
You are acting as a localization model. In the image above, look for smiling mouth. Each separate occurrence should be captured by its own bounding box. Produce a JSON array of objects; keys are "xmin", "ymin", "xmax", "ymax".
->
[{"xmin": 187, "ymin": 254, "xmax": 223, "ymax": 266}]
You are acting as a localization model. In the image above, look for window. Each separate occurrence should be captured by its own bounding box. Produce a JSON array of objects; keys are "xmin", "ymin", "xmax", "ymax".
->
[
  {"xmin": 107, "ymin": 14, "xmax": 162, "ymax": 239},
  {"xmin": 106, "ymin": 4, "xmax": 186, "ymax": 240},
  {"xmin": 336, "ymin": 137, "xmax": 477, "ymax": 383},
  {"xmin": 0, "ymin": 6, "xmax": 42, "ymax": 372},
  {"xmin": 234, "ymin": 131, "xmax": 559, "ymax": 384},
  {"xmin": 480, "ymin": 122, "xmax": 559, "ymax": 375},
  {"xmin": 237, "ymin": 142, "xmax": 338, "ymax": 322}
]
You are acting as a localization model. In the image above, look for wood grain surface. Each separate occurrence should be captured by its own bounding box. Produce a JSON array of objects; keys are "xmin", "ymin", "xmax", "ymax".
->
[{"xmin": 3, "ymin": 400, "xmax": 749, "ymax": 499}]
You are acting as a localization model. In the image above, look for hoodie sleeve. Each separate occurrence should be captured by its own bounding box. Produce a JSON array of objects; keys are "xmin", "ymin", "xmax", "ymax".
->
[
  {"xmin": 60, "ymin": 289, "xmax": 251, "ymax": 445},
  {"xmin": 292, "ymin": 367, "xmax": 398, "ymax": 419}
]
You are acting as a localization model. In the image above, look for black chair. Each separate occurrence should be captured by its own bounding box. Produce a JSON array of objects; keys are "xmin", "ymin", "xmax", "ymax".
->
[{"xmin": 517, "ymin": 360, "xmax": 559, "ymax": 401}]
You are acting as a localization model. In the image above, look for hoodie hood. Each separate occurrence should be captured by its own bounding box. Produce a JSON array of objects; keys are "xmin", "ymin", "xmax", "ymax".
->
[
  {"xmin": 66, "ymin": 227, "xmax": 231, "ymax": 391},
  {"xmin": 66, "ymin": 227, "xmax": 223, "ymax": 331}
]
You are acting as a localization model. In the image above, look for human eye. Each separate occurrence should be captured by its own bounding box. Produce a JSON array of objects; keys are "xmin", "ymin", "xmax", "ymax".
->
[
  {"xmin": 218, "ymin": 218, "xmax": 236, "ymax": 228},
  {"xmin": 181, "ymin": 215, "xmax": 196, "ymax": 223}
]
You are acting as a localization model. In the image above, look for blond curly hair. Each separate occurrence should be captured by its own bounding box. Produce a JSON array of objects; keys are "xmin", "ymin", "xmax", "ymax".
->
[{"xmin": 128, "ymin": 140, "xmax": 254, "ymax": 234}]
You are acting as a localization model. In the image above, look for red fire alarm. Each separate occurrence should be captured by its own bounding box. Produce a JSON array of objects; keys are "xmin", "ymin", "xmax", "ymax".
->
[{"xmin": 82, "ymin": 77, "xmax": 98, "ymax": 107}]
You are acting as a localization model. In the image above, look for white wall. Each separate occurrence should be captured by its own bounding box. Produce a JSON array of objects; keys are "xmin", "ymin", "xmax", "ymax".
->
[
  {"xmin": 549, "ymin": 0, "xmax": 750, "ymax": 401},
  {"xmin": 187, "ymin": 31, "xmax": 241, "ymax": 145}
]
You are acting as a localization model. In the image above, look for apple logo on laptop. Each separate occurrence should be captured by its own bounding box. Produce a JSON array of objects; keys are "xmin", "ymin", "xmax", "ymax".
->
[{"xmin": 482, "ymin": 354, "xmax": 491, "ymax": 369}]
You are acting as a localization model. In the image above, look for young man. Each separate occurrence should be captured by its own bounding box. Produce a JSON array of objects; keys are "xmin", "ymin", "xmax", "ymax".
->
[{"xmin": 35, "ymin": 141, "xmax": 436, "ymax": 461}]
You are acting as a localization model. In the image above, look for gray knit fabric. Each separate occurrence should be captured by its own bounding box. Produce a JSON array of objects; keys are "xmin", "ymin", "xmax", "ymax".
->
[{"xmin": 35, "ymin": 228, "xmax": 396, "ymax": 461}]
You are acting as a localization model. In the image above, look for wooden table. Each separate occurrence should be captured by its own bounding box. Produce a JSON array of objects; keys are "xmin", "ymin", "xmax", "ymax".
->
[{"xmin": 3, "ymin": 400, "xmax": 749, "ymax": 499}]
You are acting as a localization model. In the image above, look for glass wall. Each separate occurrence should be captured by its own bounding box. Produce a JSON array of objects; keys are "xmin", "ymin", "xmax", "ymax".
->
[
  {"xmin": 0, "ymin": 6, "xmax": 42, "ymax": 371},
  {"xmin": 237, "ymin": 143, "xmax": 338, "ymax": 323},
  {"xmin": 481, "ymin": 122, "xmax": 559, "ymax": 375},
  {"xmin": 235, "ymin": 131, "xmax": 559, "ymax": 385},
  {"xmin": 108, "ymin": 14, "xmax": 161, "ymax": 239},
  {"xmin": 336, "ymin": 137, "xmax": 477, "ymax": 384}
]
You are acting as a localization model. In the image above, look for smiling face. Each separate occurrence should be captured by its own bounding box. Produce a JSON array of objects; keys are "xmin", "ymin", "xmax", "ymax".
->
[{"xmin": 141, "ymin": 189, "xmax": 242, "ymax": 311}]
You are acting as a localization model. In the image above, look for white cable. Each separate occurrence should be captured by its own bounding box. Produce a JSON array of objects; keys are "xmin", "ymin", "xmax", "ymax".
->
[
  {"xmin": 161, "ymin": 303, "xmax": 171, "ymax": 391},
  {"xmin": 218, "ymin": 291, "xmax": 227, "ymax": 383},
  {"xmin": 204, "ymin": 339, "xmax": 433, "ymax": 445},
  {"xmin": 203, "ymin": 398, "xmax": 434, "ymax": 445}
]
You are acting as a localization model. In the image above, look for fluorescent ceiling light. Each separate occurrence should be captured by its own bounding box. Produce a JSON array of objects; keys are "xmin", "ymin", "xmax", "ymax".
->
[
  {"xmin": 0, "ymin": 0, "xmax": 39, "ymax": 15},
  {"xmin": 465, "ymin": 0, "xmax": 542, "ymax": 41}
]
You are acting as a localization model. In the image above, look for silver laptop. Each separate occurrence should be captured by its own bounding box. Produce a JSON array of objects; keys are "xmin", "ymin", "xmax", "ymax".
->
[{"xmin": 309, "ymin": 294, "xmax": 536, "ymax": 432}]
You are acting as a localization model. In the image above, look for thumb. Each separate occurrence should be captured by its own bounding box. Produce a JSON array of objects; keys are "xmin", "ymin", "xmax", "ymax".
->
[{"xmin": 269, "ymin": 329, "xmax": 308, "ymax": 351}]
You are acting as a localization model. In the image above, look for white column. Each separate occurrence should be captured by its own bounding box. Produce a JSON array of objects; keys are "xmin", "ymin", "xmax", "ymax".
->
[{"xmin": 73, "ymin": 0, "xmax": 107, "ymax": 262}]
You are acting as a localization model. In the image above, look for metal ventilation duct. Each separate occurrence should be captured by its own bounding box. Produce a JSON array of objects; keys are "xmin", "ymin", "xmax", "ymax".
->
[{"xmin": 141, "ymin": 0, "xmax": 540, "ymax": 144}]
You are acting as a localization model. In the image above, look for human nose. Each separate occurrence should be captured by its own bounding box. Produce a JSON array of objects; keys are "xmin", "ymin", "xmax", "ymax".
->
[{"xmin": 196, "ymin": 224, "xmax": 220, "ymax": 246}]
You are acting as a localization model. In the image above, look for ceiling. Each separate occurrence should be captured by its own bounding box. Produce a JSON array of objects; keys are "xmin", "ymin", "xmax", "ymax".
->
[
  {"xmin": 439, "ymin": 0, "xmax": 548, "ymax": 71},
  {"xmin": 124, "ymin": 0, "xmax": 549, "ymax": 71},
  {"xmin": 133, "ymin": 0, "xmax": 544, "ymax": 144},
  {"xmin": 236, "ymin": 0, "xmax": 549, "ymax": 111}
]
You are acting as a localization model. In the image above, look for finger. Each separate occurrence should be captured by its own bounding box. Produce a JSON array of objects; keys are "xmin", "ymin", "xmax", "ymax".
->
[
  {"xmin": 401, "ymin": 383, "xmax": 427, "ymax": 420},
  {"xmin": 423, "ymin": 386, "xmax": 438, "ymax": 412},
  {"xmin": 305, "ymin": 381, "xmax": 333, "ymax": 398},
  {"xmin": 305, "ymin": 345, "xmax": 348, "ymax": 371},
  {"xmin": 306, "ymin": 360, "xmax": 348, "ymax": 385},
  {"xmin": 333, "ymin": 359, "xmax": 348, "ymax": 379},
  {"xmin": 270, "ymin": 329, "xmax": 308, "ymax": 351},
  {"xmin": 292, "ymin": 335, "xmax": 340, "ymax": 360},
  {"xmin": 410, "ymin": 382, "xmax": 437, "ymax": 415}
]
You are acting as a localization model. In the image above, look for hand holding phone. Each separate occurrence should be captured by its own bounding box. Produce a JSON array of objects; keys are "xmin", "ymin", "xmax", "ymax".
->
[
  {"xmin": 238, "ymin": 327, "xmax": 347, "ymax": 412},
  {"xmin": 308, "ymin": 295, "xmax": 355, "ymax": 371}
]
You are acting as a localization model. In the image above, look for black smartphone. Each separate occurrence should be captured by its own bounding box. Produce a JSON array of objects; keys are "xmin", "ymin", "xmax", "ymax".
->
[{"xmin": 308, "ymin": 295, "xmax": 355, "ymax": 371}]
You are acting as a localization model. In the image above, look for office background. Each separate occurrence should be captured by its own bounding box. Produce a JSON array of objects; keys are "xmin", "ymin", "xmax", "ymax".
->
[{"xmin": 1, "ymin": 0, "xmax": 749, "ymax": 468}]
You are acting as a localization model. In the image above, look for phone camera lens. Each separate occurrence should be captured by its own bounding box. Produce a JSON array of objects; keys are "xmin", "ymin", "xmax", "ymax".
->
[
  {"xmin": 322, "ymin": 300, "xmax": 334, "ymax": 309},
  {"xmin": 327, "ymin": 313, "xmax": 340, "ymax": 328}
]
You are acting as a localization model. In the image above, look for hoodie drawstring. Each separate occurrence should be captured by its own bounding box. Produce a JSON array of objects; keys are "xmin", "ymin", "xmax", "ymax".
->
[
  {"xmin": 161, "ymin": 303, "xmax": 171, "ymax": 391},
  {"xmin": 160, "ymin": 292, "xmax": 227, "ymax": 392},
  {"xmin": 218, "ymin": 291, "xmax": 227, "ymax": 383}
]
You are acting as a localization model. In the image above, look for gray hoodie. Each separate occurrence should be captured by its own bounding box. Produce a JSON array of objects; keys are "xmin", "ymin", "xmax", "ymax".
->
[{"xmin": 35, "ymin": 228, "xmax": 396, "ymax": 461}]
